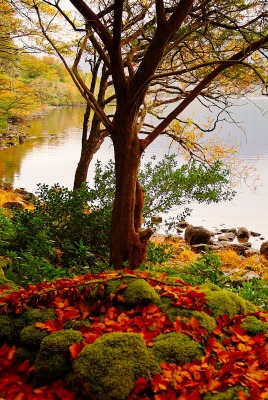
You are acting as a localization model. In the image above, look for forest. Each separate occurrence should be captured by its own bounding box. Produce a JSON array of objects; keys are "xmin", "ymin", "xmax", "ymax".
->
[
  {"xmin": 0, "ymin": 1, "xmax": 268, "ymax": 399},
  {"xmin": 0, "ymin": 1, "xmax": 84, "ymax": 132}
]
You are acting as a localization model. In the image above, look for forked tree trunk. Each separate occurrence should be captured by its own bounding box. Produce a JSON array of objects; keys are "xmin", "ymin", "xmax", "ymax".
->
[{"xmin": 109, "ymin": 109, "xmax": 153, "ymax": 269}]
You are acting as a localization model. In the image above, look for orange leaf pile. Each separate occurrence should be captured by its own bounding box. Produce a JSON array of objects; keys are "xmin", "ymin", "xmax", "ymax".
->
[{"xmin": 0, "ymin": 270, "xmax": 267, "ymax": 399}]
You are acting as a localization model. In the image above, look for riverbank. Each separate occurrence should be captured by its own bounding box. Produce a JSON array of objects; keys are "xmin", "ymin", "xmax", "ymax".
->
[{"xmin": 0, "ymin": 106, "xmax": 74, "ymax": 150}]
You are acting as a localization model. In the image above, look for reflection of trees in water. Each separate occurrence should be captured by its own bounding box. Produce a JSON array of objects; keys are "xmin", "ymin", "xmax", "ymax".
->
[{"xmin": 0, "ymin": 107, "xmax": 84, "ymax": 184}]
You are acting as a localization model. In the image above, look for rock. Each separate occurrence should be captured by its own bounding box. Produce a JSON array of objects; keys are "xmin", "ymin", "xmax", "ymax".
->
[
  {"xmin": 218, "ymin": 232, "xmax": 235, "ymax": 242},
  {"xmin": 245, "ymin": 248, "xmax": 258, "ymax": 257},
  {"xmin": 260, "ymin": 241, "xmax": 268, "ymax": 260},
  {"xmin": 250, "ymin": 231, "xmax": 261, "ymax": 237},
  {"xmin": 151, "ymin": 215, "xmax": 162, "ymax": 225},
  {"xmin": 229, "ymin": 243, "xmax": 248, "ymax": 256},
  {"xmin": 150, "ymin": 233, "xmax": 166, "ymax": 243},
  {"xmin": 220, "ymin": 227, "xmax": 237, "ymax": 235},
  {"xmin": 178, "ymin": 220, "xmax": 189, "ymax": 229},
  {"xmin": 184, "ymin": 225, "xmax": 211, "ymax": 246},
  {"xmin": 237, "ymin": 227, "xmax": 250, "ymax": 242},
  {"xmin": 225, "ymin": 232, "xmax": 236, "ymax": 241},
  {"xmin": 19, "ymin": 135, "xmax": 27, "ymax": 144},
  {"xmin": 239, "ymin": 271, "xmax": 261, "ymax": 281},
  {"xmin": 2, "ymin": 201, "xmax": 25, "ymax": 209}
]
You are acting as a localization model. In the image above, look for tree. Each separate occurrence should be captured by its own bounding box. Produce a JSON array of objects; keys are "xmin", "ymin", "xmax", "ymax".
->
[{"xmin": 7, "ymin": 0, "xmax": 268, "ymax": 269}]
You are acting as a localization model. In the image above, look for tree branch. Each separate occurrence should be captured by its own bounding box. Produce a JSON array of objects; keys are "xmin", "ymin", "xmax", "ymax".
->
[{"xmin": 141, "ymin": 33, "xmax": 268, "ymax": 149}]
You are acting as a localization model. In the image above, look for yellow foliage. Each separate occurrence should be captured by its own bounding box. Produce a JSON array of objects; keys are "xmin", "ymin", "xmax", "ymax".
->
[
  {"xmin": 173, "ymin": 249, "xmax": 197, "ymax": 264},
  {"xmin": 217, "ymin": 249, "xmax": 241, "ymax": 269}
]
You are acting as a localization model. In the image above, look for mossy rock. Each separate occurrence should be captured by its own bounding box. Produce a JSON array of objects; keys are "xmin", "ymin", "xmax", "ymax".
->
[
  {"xmin": 0, "ymin": 314, "xmax": 25, "ymax": 344},
  {"xmin": 0, "ymin": 307, "xmax": 56, "ymax": 346},
  {"xmin": 22, "ymin": 307, "xmax": 56, "ymax": 325},
  {"xmin": 240, "ymin": 315, "xmax": 268, "ymax": 335},
  {"xmin": 20, "ymin": 325, "xmax": 50, "ymax": 348},
  {"xmin": 64, "ymin": 320, "xmax": 91, "ymax": 330},
  {"xmin": 34, "ymin": 329, "xmax": 83, "ymax": 386},
  {"xmin": 73, "ymin": 332, "xmax": 161, "ymax": 400},
  {"xmin": 198, "ymin": 284, "xmax": 257, "ymax": 318},
  {"xmin": 151, "ymin": 332, "xmax": 204, "ymax": 365},
  {"xmin": 159, "ymin": 297, "xmax": 217, "ymax": 332},
  {"xmin": 202, "ymin": 385, "xmax": 248, "ymax": 399},
  {"xmin": 91, "ymin": 277, "xmax": 160, "ymax": 308},
  {"xmin": 16, "ymin": 347, "xmax": 39, "ymax": 364}
]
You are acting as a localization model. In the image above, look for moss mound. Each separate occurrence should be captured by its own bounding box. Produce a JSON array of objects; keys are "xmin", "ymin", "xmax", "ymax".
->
[
  {"xmin": 0, "ymin": 314, "xmax": 25, "ymax": 344},
  {"xmin": 20, "ymin": 325, "xmax": 50, "ymax": 348},
  {"xmin": 34, "ymin": 329, "xmax": 83, "ymax": 386},
  {"xmin": 22, "ymin": 307, "xmax": 56, "ymax": 324},
  {"xmin": 240, "ymin": 315, "xmax": 268, "ymax": 335},
  {"xmin": 151, "ymin": 332, "xmax": 204, "ymax": 365},
  {"xmin": 73, "ymin": 332, "xmax": 161, "ymax": 400},
  {"xmin": 198, "ymin": 284, "xmax": 258, "ymax": 318},
  {"xmin": 91, "ymin": 277, "xmax": 160, "ymax": 308},
  {"xmin": 159, "ymin": 297, "xmax": 217, "ymax": 333},
  {"xmin": 64, "ymin": 319, "xmax": 91, "ymax": 330},
  {"xmin": 16, "ymin": 347, "xmax": 39, "ymax": 364}
]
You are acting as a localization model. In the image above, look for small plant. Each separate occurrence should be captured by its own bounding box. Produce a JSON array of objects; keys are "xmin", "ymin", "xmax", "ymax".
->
[
  {"xmin": 231, "ymin": 279, "xmax": 268, "ymax": 310},
  {"xmin": 179, "ymin": 249, "xmax": 230, "ymax": 287},
  {"xmin": 146, "ymin": 242, "xmax": 174, "ymax": 264}
]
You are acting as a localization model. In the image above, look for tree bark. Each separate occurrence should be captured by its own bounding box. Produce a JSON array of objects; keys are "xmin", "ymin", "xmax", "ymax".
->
[
  {"xmin": 73, "ymin": 104, "xmax": 106, "ymax": 189},
  {"xmin": 109, "ymin": 107, "xmax": 153, "ymax": 269}
]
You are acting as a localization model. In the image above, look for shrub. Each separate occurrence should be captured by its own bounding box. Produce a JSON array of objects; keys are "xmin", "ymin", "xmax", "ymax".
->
[
  {"xmin": 146, "ymin": 241, "xmax": 174, "ymax": 264},
  {"xmin": 179, "ymin": 249, "xmax": 230, "ymax": 287},
  {"xmin": 231, "ymin": 279, "xmax": 268, "ymax": 310}
]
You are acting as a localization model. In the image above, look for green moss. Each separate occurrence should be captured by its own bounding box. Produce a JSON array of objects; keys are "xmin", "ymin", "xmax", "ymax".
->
[
  {"xmin": 0, "ymin": 307, "xmax": 57, "ymax": 346},
  {"xmin": 159, "ymin": 297, "xmax": 216, "ymax": 333},
  {"xmin": 202, "ymin": 385, "xmax": 248, "ymax": 399},
  {"xmin": 198, "ymin": 285, "xmax": 257, "ymax": 318},
  {"xmin": 73, "ymin": 332, "xmax": 161, "ymax": 400},
  {"xmin": 22, "ymin": 307, "xmax": 56, "ymax": 325},
  {"xmin": 34, "ymin": 329, "xmax": 82, "ymax": 386},
  {"xmin": 0, "ymin": 314, "xmax": 25, "ymax": 344},
  {"xmin": 91, "ymin": 277, "xmax": 160, "ymax": 308},
  {"xmin": 240, "ymin": 316, "xmax": 267, "ymax": 335},
  {"xmin": 20, "ymin": 325, "xmax": 50, "ymax": 348},
  {"xmin": 123, "ymin": 278, "xmax": 160, "ymax": 306},
  {"xmin": 151, "ymin": 332, "xmax": 204, "ymax": 365},
  {"xmin": 199, "ymin": 283, "xmax": 222, "ymax": 292},
  {"xmin": 191, "ymin": 311, "xmax": 217, "ymax": 333},
  {"xmin": 16, "ymin": 347, "xmax": 39, "ymax": 364},
  {"xmin": 64, "ymin": 320, "xmax": 91, "ymax": 330}
]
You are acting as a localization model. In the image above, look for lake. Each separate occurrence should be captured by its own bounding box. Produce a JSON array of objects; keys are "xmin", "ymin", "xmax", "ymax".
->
[{"xmin": 0, "ymin": 98, "xmax": 267, "ymax": 248}]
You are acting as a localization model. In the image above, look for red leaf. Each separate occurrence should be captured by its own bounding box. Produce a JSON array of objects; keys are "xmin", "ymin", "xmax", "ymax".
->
[{"xmin": 69, "ymin": 343, "xmax": 84, "ymax": 360}]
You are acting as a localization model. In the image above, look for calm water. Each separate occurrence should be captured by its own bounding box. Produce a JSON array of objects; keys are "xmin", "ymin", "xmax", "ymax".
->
[{"xmin": 0, "ymin": 99, "xmax": 268, "ymax": 247}]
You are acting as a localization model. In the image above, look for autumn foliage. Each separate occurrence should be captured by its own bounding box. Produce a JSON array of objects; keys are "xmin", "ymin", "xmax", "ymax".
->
[{"xmin": 0, "ymin": 269, "xmax": 267, "ymax": 400}]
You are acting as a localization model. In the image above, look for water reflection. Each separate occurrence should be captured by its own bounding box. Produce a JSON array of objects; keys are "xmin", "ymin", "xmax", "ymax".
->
[
  {"xmin": 0, "ymin": 106, "xmax": 84, "ymax": 188},
  {"xmin": 0, "ymin": 99, "xmax": 268, "ymax": 245}
]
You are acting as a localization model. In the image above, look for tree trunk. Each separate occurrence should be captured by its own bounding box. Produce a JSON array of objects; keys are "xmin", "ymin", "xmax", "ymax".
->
[
  {"xmin": 73, "ymin": 106, "xmax": 105, "ymax": 189},
  {"xmin": 109, "ymin": 109, "xmax": 153, "ymax": 269}
]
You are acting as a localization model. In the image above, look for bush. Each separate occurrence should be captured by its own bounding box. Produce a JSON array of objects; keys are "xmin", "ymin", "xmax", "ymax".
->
[
  {"xmin": 1, "ymin": 183, "xmax": 111, "ymax": 285},
  {"xmin": 0, "ymin": 155, "xmax": 235, "ymax": 285}
]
